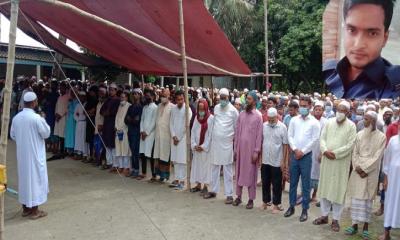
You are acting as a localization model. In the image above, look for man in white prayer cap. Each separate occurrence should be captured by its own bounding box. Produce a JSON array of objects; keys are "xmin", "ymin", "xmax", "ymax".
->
[
  {"xmin": 11, "ymin": 92, "xmax": 51, "ymax": 219},
  {"xmin": 260, "ymin": 107, "xmax": 288, "ymax": 213},
  {"xmin": 204, "ymin": 88, "xmax": 239, "ymax": 204},
  {"xmin": 345, "ymin": 111, "xmax": 386, "ymax": 238},
  {"xmin": 313, "ymin": 100, "xmax": 356, "ymax": 232}
]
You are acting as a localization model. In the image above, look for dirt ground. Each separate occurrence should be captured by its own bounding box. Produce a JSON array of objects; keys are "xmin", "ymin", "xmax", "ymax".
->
[{"xmin": 4, "ymin": 142, "xmax": 399, "ymax": 240}]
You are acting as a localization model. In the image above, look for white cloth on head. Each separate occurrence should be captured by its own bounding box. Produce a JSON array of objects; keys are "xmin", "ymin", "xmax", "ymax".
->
[
  {"xmin": 320, "ymin": 198, "xmax": 344, "ymax": 221},
  {"xmin": 219, "ymin": 88, "xmax": 229, "ymax": 96},
  {"xmin": 23, "ymin": 91, "xmax": 37, "ymax": 102},
  {"xmin": 339, "ymin": 100, "xmax": 350, "ymax": 110},
  {"xmin": 267, "ymin": 107, "xmax": 278, "ymax": 117},
  {"xmin": 10, "ymin": 108, "xmax": 51, "ymax": 208},
  {"xmin": 210, "ymin": 163, "xmax": 233, "ymax": 197}
]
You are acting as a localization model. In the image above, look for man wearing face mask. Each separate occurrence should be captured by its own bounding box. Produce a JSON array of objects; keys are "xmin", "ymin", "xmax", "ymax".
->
[
  {"xmin": 261, "ymin": 107, "xmax": 288, "ymax": 213},
  {"xmin": 313, "ymin": 101, "xmax": 356, "ymax": 232},
  {"xmin": 345, "ymin": 111, "xmax": 386, "ymax": 238},
  {"xmin": 204, "ymin": 88, "xmax": 239, "ymax": 204},
  {"xmin": 232, "ymin": 91, "xmax": 263, "ymax": 209},
  {"xmin": 139, "ymin": 89, "xmax": 158, "ymax": 180},
  {"xmin": 285, "ymin": 96, "xmax": 320, "ymax": 222},
  {"xmin": 153, "ymin": 88, "xmax": 174, "ymax": 183}
]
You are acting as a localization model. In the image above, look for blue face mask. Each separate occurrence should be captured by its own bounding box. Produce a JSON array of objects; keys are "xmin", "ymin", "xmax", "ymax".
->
[
  {"xmin": 355, "ymin": 115, "xmax": 363, "ymax": 121},
  {"xmin": 198, "ymin": 111, "xmax": 205, "ymax": 118},
  {"xmin": 325, "ymin": 106, "xmax": 332, "ymax": 112},
  {"xmin": 220, "ymin": 100, "xmax": 229, "ymax": 108},
  {"xmin": 299, "ymin": 107, "xmax": 309, "ymax": 116}
]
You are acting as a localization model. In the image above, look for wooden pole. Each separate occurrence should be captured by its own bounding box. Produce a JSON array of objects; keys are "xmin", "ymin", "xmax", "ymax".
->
[
  {"xmin": 178, "ymin": 0, "xmax": 191, "ymax": 190},
  {"xmin": 0, "ymin": 1, "xmax": 19, "ymax": 239},
  {"xmin": 141, "ymin": 74, "xmax": 145, "ymax": 90},
  {"xmin": 264, "ymin": 0, "xmax": 269, "ymax": 94}
]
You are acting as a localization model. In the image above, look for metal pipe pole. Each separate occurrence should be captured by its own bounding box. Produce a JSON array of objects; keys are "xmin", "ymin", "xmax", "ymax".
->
[
  {"xmin": 178, "ymin": 0, "xmax": 191, "ymax": 190},
  {"xmin": 264, "ymin": 0, "xmax": 269, "ymax": 94},
  {"xmin": 0, "ymin": 1, "xmax": 19, "ymax": 239}
]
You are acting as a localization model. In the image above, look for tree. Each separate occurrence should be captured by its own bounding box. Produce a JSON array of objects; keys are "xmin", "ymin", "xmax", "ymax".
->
[{"xmin": 208, "ymin": 0, "xmax": 329, "ymax": 93}]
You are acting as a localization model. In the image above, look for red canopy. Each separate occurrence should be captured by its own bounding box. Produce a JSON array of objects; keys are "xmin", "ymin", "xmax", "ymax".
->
[{"xmin": 1, "ymin": 0, "xmax": 251, "ymax": 76}]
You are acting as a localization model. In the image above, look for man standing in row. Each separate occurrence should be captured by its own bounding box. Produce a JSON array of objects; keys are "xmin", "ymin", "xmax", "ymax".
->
[
  {"xmin": 346, "ymin": 111, "xmax": 386, "ymax": 238},
  {"xmin": 285, "ymin": 96, "xmax": 320, "ymax": 222},
  {"xmin": 153, "ymin": 88, "xmax": 174, "ymax": 182},
  {"xmin": 11, "ymin": 92, "xmax": 51, "ymax": 220},
  {"xmin": 313, "ymin": 101, "xmax": 357, "ymax": 232},
  {"xmin": 204, "ymin": 88, "xmax": 239, "ymax": 204},
  {"xmin": 232, "ymin": 91, "xmax": 263, "ymax": 209},
  {"xmin": 169, "ymin": 90, "xmax": 192, "ymax": 190}
]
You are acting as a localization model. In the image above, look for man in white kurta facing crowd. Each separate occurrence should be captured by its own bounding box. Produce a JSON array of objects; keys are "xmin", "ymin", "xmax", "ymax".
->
[
  {"xmin": 11, "ymin": 92, "xmax": 51, "ymax": 220},
  {"xmin": 204, "ymin": 88, "xmax": 239, "ymax": 204},
  {"xmin": 169, "ymin": 90, "xmax": 192, "ymax": 190}
]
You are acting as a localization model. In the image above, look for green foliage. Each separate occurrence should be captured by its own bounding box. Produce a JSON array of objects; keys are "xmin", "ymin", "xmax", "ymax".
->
[{"xmin": 209, "ymin": 0, "xmax": 329, "ymax": 93}]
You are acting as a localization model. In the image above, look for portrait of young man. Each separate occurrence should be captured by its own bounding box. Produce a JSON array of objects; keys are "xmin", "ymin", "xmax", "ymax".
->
[{"xmin": 323, "ymin": 0, "xmax": 400, "ymax": 99}]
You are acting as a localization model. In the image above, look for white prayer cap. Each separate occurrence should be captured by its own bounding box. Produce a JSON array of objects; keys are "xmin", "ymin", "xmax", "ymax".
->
[
  {"xmin": 109, "ymin": 83, "xmax": 118, "ymax": 89},
  {"xmin": 243, "ymin": 88, "xmax": 249, "ymax": 93},
  {"xmin": 339, "ymin": 100, "xmax": 351, "ymax": 110},
  {"xmin": 366, "ymin": 104, "xmax": 376, "ymax": 111},
  {"xmin": 219, "ymin": 88, "xmax": 229, "ymax": 96},
  {"xmin": 267, "ymin": 107, "xmax": 278, "ymax": 117},
  {"xmin": 23, "ymin": 91, "xmax": 37, "ymax": 102},
  {"xmin": 78, "ymin": 91, "xmax": 86, "ymax": 96},
  {"xmin": 314, "ymin": 101, "xmax": 324, "ymax": 108},
  {"xmin": 262, "ymin": 96, "xmax": 268, "ymax": 101},
  {"xmin": 383, "ymin": 107, "xmax": 393, "ymax": 114},
  {"xmin": 233, "ymin": 89, "xmax": 238, "ymax": 93},
  {"xmin": 293, "ymin": 99, "xmax": 300, "ymax": 105},
  {"xmin": 234, "ymin": 98, "xmax": 241, "ymax": 104},
  {"xmin": 365, "ymin": 111, "xmax": 378, "ymax": 120}
]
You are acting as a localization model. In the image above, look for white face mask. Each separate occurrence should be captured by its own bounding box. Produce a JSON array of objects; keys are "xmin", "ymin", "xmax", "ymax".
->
[
  {"xmin": 160, "ymin": 97, "xmax": 168, "ymax": 104},
  {"xmin": 120, "ymin": 100, "xmax": 127, "ymax": 106},
  {"xmin": 336, "ymin": 112, "xmax": 346, "ymax": 122}
]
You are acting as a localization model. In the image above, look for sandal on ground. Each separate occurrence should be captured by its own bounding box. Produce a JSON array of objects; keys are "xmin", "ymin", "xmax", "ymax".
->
[
  {"xmin": 29, "ymin": 210, "xmax": 48, "ymax": 220},
  {"xmin": 331, "ymin": 221, "xmax": 340, "ymax": 232},
  {"xmin": 312, "ymin": 216, "xmax": 329, "ymax": 225},
  {"xmin": 190, "ymin": 186, "xmax": 201, "ymax": 193},
  {"xmin": 21, "ymin": 211, "xmax": 32, "ymax": 217},
  {"xmin": 271, "ymin": 205, "xmax": 284, "ymax": 214},
  {"xmin": 344, "ymin": 226, "xmax": 358, "ymax": 235},
  {"xmin": 232, "ymin": 198, "xmax": 242, "ymax": 206},
  {"xmin": 362, "ymin": 230, "xmax": 370, "ymax": 240}
]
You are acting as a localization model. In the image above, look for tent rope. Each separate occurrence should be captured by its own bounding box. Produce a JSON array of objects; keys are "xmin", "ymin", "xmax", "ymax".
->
[
  {"xmin": 34, "ymin": 0, "xmax": 253, "ymax": 77},
  {"xmin": 19, "ymin": 8, "xmax": 169, "ymax": 240}
]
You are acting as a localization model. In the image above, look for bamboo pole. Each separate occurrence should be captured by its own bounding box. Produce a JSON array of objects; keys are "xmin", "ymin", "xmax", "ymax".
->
[
  {"xmin": 35, "ymin": 0, "xmax": 252, "ymax": 78},
  {"xmin": 178, "ymin": 0, "xmax": 191, "ymax": 190},
  {"xmin": 0, "ymin": 1, "xmax": 19, "ymax": 239},
  {"xmin": 264, "ymin": 0, "xmax": 269, "ymax": 94}
]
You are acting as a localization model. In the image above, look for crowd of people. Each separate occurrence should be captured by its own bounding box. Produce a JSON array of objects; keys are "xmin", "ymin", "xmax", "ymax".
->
[{"xmin": 2, "ymin": 75, "xmax": 400, "ymax": 240}]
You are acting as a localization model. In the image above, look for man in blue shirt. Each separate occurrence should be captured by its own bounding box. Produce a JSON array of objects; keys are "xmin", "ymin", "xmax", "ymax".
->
[{"xmin": 324, "ymin": 0, "xmax": 400, "ymax": 99}]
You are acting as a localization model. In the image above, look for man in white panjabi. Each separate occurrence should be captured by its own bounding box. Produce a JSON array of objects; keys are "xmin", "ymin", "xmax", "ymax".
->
[
  {"xmin": 73, "ymin": 91, "xmax": 89, "ymax": 159},
  {"xmin": 153, "ymin": 88, "xmax": 174, "ymax": 182},
  {"xmin": 11, "ymin": 92, "xmax": 51, "ymax": 220},
  {"xmin": 345, "ymin": 111, "xmax": 386, "ymax": 238},
  {"xmin": 379, "ymin": 123, "xmax": 400, "ymax": 240},
  {"xmin": 53, "ymin": 82, "xmax": 69, "ymax": 157},
  {"xmin": 114, "ymin": 92, "xmax": 132, "ymax": 176},
  {"xmin": 204, "ymin": 88, "xmax": 239, "ymax": 204},
  {"xmin": 139, "ymin": 89, "xmax": 158, "ymax": 180},
  {"xmin": 169, "ymin": 90, "xmax": 192, "ymax": 190},
  {"xmin": 190, "ymin": 99, "xmax": 214, "ymax": 195}
]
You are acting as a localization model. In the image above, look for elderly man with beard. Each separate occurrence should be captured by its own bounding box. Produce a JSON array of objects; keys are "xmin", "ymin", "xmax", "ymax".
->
[
  {"xmin": 313, "ymin": 101, "xmax": 357, "ymax": 232},
  {"xmin": 204, "ymin": 88, "xmax": 239, "ymax": 204},
  {"xmin": 231, "ymin": 91, "xmax": 263, "ymax": 209},
  {"xmin": 345, "ymin": 111, "xmax": 386, "ymax": 239}
]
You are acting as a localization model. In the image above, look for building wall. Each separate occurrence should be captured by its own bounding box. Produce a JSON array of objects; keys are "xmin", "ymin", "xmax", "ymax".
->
[{"xmin": 322, "ymin": 0, "xmax": 342, "ymax": 63}]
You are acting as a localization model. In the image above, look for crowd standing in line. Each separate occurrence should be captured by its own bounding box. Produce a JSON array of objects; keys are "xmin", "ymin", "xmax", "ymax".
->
[{"xmin": 2, "ymin": 76, "xmax": 400, "ymax": 240}]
